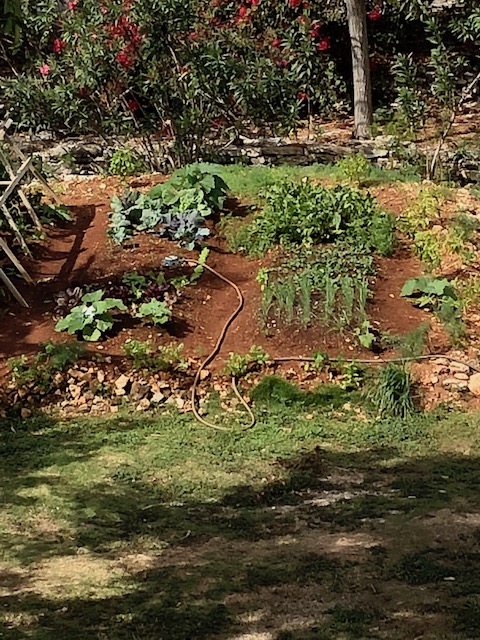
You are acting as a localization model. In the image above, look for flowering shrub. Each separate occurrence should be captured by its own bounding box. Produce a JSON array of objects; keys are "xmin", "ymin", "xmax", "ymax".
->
[{"xmin": 1, "ymin": 0, "xmax": 479, "ymax": 154}]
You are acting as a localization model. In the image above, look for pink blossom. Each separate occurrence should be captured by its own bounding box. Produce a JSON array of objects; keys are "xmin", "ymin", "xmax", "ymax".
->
[
  {"xmin": 67, "ymin": 0, "xmax": 77, "ymax": 10},
  {"xmin": 39, "ymin": 64, "xmax": 50, "ymax": 77}
]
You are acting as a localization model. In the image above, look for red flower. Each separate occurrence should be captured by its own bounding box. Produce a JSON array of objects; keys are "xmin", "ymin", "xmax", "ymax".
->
[
  {"xmin": 310, "ymin": 22, "xmax": 322, "ymax": 38},
  {"xmin": 238, "ymin": 5, "xmax": 248, "ymax": 17},
  {"xmin": 271, "ymin": 37, "xmax": 281, "ymax": 48},
  {"xmin": 297, "ymin": 92, "xmax": 308, "ymax": 102},
  {"xmin": 367, "ymin": 5, "xmax": 382, "ymax": 21},
  {"xmin": 127, "ymin": 99, "xmax": 140, "ymax": 112},
  {"xmin": 251, "ymin": 0, "xmax": 260, "ymax": 5},
  {"xmin": 39, "ymin": 64, "xmax": 50, "ymax": 77},
  {"xmin": 189, "ymin": 31, "xmax": 198, "ymax": 40},
  {"xmin": 67, "ymin": 0, "xmax": 77, "ymax": 10},
  {"xmin": 317, "ymin": 37, "xmax": 330, "ymax": 51},
  {"xmin": 53, "ymin": 38, "xmax": 66, "ymax": 53},
  {"xmin": 289, "ymin": 0, "xmax": 302, "ymax": 7},
  {"xmin": 116, "ymin": 49, "xmax": 134, "ymax": 68}
]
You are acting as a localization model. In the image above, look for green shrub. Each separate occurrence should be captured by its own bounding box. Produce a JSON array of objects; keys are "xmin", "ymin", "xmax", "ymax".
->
[
  {"xmin": 109, "ymin": 148, "xmax": 146, "ymax": 177},
  {"xmin": 232, "ymin": 182, "xmax": 393, "ymax": 257},
  {"xmin": 224, "ymin": 346, "xmax": 269, "ymax": 377},
  {"xmin": 123, "ymin": 339, "xmax": 187, "ymax": 371}
]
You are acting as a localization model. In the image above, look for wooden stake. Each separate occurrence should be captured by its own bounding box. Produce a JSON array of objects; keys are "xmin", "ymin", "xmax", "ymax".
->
[
  {"xmin": 0, "ymin": 237, "xmax": 34, "ymax": 283},
  {"xmin": 0, "ymin": 267, "xmax": 29, "ymax": 307}
]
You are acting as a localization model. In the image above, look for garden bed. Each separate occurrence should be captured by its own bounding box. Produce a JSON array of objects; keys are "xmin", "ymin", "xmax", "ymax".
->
[{"xmin": 1, "ymin": 166, "xmax": 480, "ymax": 416}]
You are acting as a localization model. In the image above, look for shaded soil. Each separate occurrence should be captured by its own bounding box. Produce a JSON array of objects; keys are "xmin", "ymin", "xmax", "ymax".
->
[{"xmin": 0, "ymin": 176, "xmax": 430, "ymax": 376}]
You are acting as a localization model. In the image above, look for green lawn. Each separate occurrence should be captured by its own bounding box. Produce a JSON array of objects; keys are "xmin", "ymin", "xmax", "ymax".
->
[{"xmin": 2, "ymin": 385, "xmax": 480, "ymax": 639}]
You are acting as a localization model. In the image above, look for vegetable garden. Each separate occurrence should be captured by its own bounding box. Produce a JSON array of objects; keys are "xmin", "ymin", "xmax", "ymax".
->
[{"xmin": 2, "ymin": 160, "xmax": 480, "ymax": 423}]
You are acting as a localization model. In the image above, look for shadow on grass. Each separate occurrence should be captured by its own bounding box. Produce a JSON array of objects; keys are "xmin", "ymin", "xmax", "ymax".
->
[{"xmin": 2, "ymin": 410, "xmax": 480, "ymax": 638}]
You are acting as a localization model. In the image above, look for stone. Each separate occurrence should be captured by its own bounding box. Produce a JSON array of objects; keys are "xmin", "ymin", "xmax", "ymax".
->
[
  {"xmin": 115, "ymin": 374, "xmax": 130, "ymax": 390},
  {"xmin": 97, "ymin": 370, "xmax": 105, "ymax": 383},
  {"xmin": 151, "ymin": 391, "xmax": 165, "ymax": 404},
  {"xmin": 130, "ymin": 381, "xmax": 149, "ymax": 401},
  {"xmin": 468, "ymin": 373, "xmax": 480, "ymax": 396},
  {"xmin": 453, "ymin": 372, "xmax": 469, "ymax": 381},
  {"xmin": 449, "ymin": 362, "xmax": 470, "ymax": 374},
  {"xmin": 136, "ymin": 398, "xmax": 151, "ymax": 411},
  {"xmin": 20, "ymin": 408, "xmax": 32, "ymax": 419},
  {"xmin": 443, "ymin": 378, "xmax": 468, "ymax": 391}
]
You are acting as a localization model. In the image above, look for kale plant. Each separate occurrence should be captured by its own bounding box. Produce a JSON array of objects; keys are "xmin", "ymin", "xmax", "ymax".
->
[{"xmin": 158, "ymin": 210, "xmax": 210, "ymax": 250}]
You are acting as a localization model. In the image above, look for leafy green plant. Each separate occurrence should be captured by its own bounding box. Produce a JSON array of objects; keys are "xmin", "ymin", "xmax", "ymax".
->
[
  {"xmin": 55, "ymin": 290, "xmax": 127, "ymax": 341},
  {"xmin": 224, "ymin": 345, "xmax": 269, "ymax": 377},
  {"xmin": 136, "ymin": 300, "xmax": 172, "ymax": 326},
  {"xmin": 8, "ymin": 341, "xmax": 86, "ymax": 391},
  {"xmin": 402, "ymin": 277, "xmax": 465, "ymax": 346},
  {"xmin": 109, "ymin": 148, "xmax": 146, "ymax": 177},
  {"xmin": 123, "ymin": 339, "xmax": 187, "ymax": 371},
  {"xmin": 108, "ymin": 190, "xmax": 165, "ymax": 244},
  {"xmin": 337, "ymin": 361, "xmax": 365, "ymax": 391},
  {"xmin": 150, "ymin": 164, "xmax": 229, "ymax": 211},
  {"xmin": 368, "ymin": 364, "xmax": 415, "ymax": 419},
  {"xmin": 158, "ymin": 210, "xmax": 210, "ymax": 250},
  {"xmin": 354, "ymin": 320, "xmax": 377, "ymax": 350},
  {"xmin": 232, "ymin": 181, "xmax": 393, "ymax": 257},
  {"xmin": 335, "ymin": 153, "xmax": 371, "ymax": 185}
]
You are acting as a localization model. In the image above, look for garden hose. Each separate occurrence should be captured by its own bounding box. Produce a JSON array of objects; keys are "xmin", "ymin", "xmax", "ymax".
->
[
  {"xmin": 184, "ymin": 257, "xmax": 480, "ymax": 431},
  {"xmin": 186, "ymin": 259, "xmax": 256, "ymax": 431}
]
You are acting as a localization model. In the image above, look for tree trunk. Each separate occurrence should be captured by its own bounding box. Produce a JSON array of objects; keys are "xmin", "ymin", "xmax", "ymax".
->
[{"xmin": 345, "ymin": 0, "xmax": 373, "ymax": 139}]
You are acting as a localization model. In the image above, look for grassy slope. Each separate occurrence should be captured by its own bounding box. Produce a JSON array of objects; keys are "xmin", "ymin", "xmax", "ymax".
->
[{"xmin": 2, "ymin": 387, "xmax": 480, "ymax": 639}]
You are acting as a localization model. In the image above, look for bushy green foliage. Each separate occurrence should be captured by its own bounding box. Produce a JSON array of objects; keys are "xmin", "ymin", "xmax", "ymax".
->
[
  {"xmin": 150, "ymin": 164, "xmax": 228, "ymax": 210},
  {"xmin": 401, "ymin": 276, "xmax": 465, "ymax": 344},
  {"xmin": 232, "ymin": 182, "xmax": 393, "ymax": 257},
  {"xmin": 224, "ymin": 346, "xmax": 270, "ymax": 377},
  {"xmin": 108, "ymin": 165, "xmax": 227, "ymax": 248},
  {"xmin": 109, "ymin": 148, "xmax": 146, "ymax": 177},
  {"xmin": 335, "ymin": 153, "xmax": 372, "ymax": 185},
  {"xmin": 8, "ymin": 341, "xmax": 85, "ymax": 391},
  {"xmin": 136, "ymin": 300, "xmax": 171, "ymax": 326},
  {"xmin": 123, "ymin": 339, "xmax": 187, "ymax": 371}
]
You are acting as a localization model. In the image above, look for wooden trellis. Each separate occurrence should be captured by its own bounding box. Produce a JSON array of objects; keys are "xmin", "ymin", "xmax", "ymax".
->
[{"xmin": 0, "ymin": 119, "xmax": 63, "ymax": 307}]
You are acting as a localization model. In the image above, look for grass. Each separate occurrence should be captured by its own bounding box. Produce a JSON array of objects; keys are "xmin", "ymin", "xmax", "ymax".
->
[
  {"xmin": 3, "ymin": 393, "xmax": 480, "ymax": 638},
  {"xmin": 198, "ymin": 162, "xmax": 420, "ymax": 201}
]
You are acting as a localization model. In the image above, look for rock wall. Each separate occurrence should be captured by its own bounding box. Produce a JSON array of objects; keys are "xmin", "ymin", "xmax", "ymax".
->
[{"xmin": 9, "ymin": 132, "xmax": 480, "ymax": 183}]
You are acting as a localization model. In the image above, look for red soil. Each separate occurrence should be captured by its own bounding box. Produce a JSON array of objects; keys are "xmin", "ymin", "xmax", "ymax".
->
[{"xmin": 0, "ymin": 176, "xmax": 429, "ymax": 377}]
